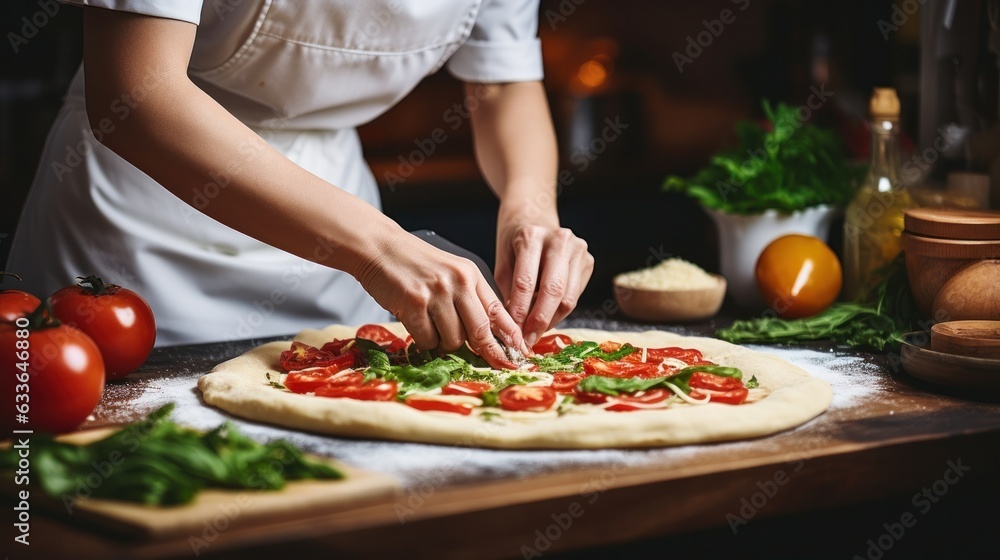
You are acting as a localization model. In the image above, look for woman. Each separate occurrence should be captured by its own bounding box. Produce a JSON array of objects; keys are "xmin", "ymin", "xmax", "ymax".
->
[{"xmin": 8, "ymin": 1, "xmax": 593, "ymax": 367}]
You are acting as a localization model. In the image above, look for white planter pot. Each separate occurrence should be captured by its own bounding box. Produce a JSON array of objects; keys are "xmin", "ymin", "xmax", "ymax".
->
[{"xmin": 706, "ymin": 205, "xmax": 840, "ymax": 308}]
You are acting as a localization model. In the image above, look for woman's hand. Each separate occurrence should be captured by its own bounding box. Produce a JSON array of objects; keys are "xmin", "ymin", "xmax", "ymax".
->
[
  {"xmin": 495, "ymin": 213, "xmax": 594, "ymax": 348},
  {"xmin": 462, "ymin": 81, "xmax": 593, "ymax": 347},
  {"xmin": 354, "ymin": 228, "xmax": 527, "ymax": 369}
]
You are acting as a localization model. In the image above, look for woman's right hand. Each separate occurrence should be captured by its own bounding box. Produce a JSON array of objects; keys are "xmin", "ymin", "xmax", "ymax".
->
[{"xmin": 354, "ymin": 229, "xmax": 528, "ymax": 369}]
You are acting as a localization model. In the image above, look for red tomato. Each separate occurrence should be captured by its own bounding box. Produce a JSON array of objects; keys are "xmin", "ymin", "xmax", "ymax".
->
[
  {"xmin": 498, "ymin": 385, "xmax": 557, "ymax": 411},
  {"xmin": 599, "ymin": 341, "xmax": 623, "ymax": 353},
  {"xmin": 49, "ymin": 275, "xmax": 155, "ymax": 380},
  {"xmin": 284, "ymin": 368, "xmax": 361, "ymax": 394},
  {"xmin": 550, "ymin": 372, "xmax": 585, "ymax": 393},
  {"xmin": 315, "ymin": 380, "xmax": 398, "ymax": 401},
  {"xmin": 355, "ymin": 324, "xmax": 407, "ymax": 352},
  {"xmin": 689, "ymin": 386, "xmax": 749, "ymax": 405},
  {"xmin": 582, "ymin": 357, "xmax": 659, "ymax": 379},
  {"xmin": 606, "ymin": 389, "xmax": 670, "ymax": 412},
  {"xmin": 646, "ymin": 347, "xmax": 705, "ymax": 365},
  {"xmin": 0, "ymin": 272, "xmax": 41, "ymax": 322},
  {"xmin": 689, "ymin": 372, "xmax": 744, "ymax": 392},
  {"xmin": 2, "ymin": 316, "xmax": 105, "ymax": 433},
  {"xmin": 0, "ymin": 290, "xmax": 40, "ymax": 323},
  {"xmin": 279, "ymin": 341, "xmax": 351, "ymax": 372},
  {"xmin": 572, "ymin": 389, "xmax": 609, "ymax": 405},
  {"xmin": 320, "ymin": 338, "xmax": 359, "ymax": 357},
  {"xmin": 442, "ymin": 381, "xmax": 491, "ymax": 396},
  {"xmin": 405, "ymin": 396, "xmax": 473, "ymax": 415},
  {"xmin": 531, "ymin": 334, "xmax": 573, "ymax": 355}
]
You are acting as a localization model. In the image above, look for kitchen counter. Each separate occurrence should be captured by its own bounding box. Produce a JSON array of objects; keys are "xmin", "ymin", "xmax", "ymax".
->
[{"xmin": 5, "ymin": 309, "xmax": 1000, "ymax": 559}]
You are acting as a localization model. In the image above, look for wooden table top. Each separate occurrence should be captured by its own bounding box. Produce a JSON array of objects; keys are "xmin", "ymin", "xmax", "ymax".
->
[{"xmin": 5, "ymin": 312, "xmax": 1000, "ymax": 559}]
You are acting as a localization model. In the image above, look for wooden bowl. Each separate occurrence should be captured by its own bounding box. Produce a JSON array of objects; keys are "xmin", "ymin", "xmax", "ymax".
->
[
  {"xmin": 931, "ymin": 320, "xmax": 1000, "ymax": 360},
  {"xmin": 613, "ymin": 274, "xmax": 726, "ymax": 323},
  {"xmin": 902, "ymin": 208, "xmax": 1000, "ymax": 315}
]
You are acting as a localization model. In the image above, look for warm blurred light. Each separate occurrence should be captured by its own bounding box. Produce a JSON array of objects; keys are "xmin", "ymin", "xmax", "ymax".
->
[{"xmin": 578, "ymin": 59, "xmax": 608, "ymax": 88}]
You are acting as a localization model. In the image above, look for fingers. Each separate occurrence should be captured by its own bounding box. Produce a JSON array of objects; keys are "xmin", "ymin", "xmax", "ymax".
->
[
  {"xmin": 504, "ymin": 226, "xmax": 544, "ymax": 330},
  {"xmin": 456, "ymin": 279, "xmax": 518, "ymax": 369},
  {"xmin": 398, "ymin": 304, "xmax": 439, "ymax": 352},
  {"xmin": 522, "ymin": 230, "xmax": 591, "ymax": 345},
  {"xmin": 429, "ymin": 302, "xmax": 467, "ymax": 353},
  {"xmin": 549, "ymin": 249, "xmax": 592, "ymax": 327},
  {"xmin": 479, "ymin": 279, "xmax": 528, "ymax": 355}
]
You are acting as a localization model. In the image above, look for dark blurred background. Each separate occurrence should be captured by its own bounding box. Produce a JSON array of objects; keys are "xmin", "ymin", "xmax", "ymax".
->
[{"xmin": 0, "ymin": 0, "xmax": 921, "ymax": 306}]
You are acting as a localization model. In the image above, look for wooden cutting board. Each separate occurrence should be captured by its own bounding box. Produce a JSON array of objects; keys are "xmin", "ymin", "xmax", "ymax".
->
[{"xmin": 4, "ymin": 428, "xmax": 400, "ymax": 539}]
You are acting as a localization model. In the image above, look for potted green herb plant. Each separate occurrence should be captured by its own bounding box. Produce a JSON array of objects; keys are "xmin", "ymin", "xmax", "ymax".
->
[{"xmin": 664, "ymin": 102, "xmax": 862, "ymax": 307}]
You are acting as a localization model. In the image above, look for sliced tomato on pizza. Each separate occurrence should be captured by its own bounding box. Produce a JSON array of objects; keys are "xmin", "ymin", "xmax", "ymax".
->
[{"xmin": 272, "ymin": 330, "xmax": 757, "ymax": 415}]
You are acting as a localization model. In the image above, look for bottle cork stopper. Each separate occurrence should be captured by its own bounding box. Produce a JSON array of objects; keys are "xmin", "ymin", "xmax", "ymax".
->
[{"xmin": 870, "ymin": 88, "xmax": 900, "ymax": 119}]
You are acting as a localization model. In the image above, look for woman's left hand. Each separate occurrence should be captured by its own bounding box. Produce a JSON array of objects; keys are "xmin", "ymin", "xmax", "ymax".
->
[{"xmin": 495, "ymin": 214, "xmax": 594, "ymax": 348}]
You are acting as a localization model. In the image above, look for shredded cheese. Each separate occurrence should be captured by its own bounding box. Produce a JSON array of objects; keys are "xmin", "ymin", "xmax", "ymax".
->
[{"xmin": 615, "ymin": 258, "xmax": 721, "ymax": 290}]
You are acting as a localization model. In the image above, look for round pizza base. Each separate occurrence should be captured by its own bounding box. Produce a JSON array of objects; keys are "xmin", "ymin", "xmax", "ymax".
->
[{"xmin": 198, "ymin": 324, "xmax": 832, "ymax": 449}]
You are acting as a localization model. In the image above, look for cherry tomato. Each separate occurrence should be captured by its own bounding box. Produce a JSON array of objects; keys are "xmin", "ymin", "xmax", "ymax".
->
[
  {"xmin": 315, "ymin": 380, "xmax": 398, "ymax": 401},
  {"xmin": 689, "ymin": 371, "xmax": 744, "ymax": 392},
  {"xmin": 606, "ymin": 389, "xmax": 670, "ymax": 412},
  {"xmin": 0, "ymin": 273, "xmax": 41, "ymax": 322},
  {"xmin": 2, "ymin": 308, "xmax": 105, "ymax": 433},
  {"xmin": 441, "ymin": 381, "xmax": 491, "ymax": 396},
  {"xmin": 689, "ymin": 386, "xmax": 749, "ymax": 405},
  {"xmin": 755, "ymin": 234, "xmax": 842, "ymax": 319},
  {"xmin": 405, "ymin": 396, "xmax": 473, "ymax": 415},
  {"xmin": 498, "ymin": 385, "xmax": 557, "ymax": 412},
  {"xmin": 49, "ymin": 275, "xmax": 155, "ymax": 380},
  {"xmin": 599, "ymin": 341, "xmax": 623, "ymax": 353},
  {"xmin": 582, "ymin": 357, "xmax": 659, "ymax": 379},
  {"xmin": 280, "ymin": 341, "xmax": 352, "ymax": 372},
  {"xmin": 646, "ymin": 347, "xmax": 705, "ymax": 365},
  {"xmin": 531, "ymin": 334, "xmax": 573, "ymax": 355},
  {"xmin": 355, "ymin": 324, "xmax": 407, "ymax": 352},
  {"xmin": 550, "ymin": 372, "xmax": 585, "ymax": 393},
  {"xmin": 284, "ymin": 368, "xmax": 360, "ymax": 394}
]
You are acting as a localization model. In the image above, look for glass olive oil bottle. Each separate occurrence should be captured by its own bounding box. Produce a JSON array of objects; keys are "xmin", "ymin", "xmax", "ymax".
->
[{"xmin": 843, "ymin": 88, "xmax": 914, "ymax": 300}]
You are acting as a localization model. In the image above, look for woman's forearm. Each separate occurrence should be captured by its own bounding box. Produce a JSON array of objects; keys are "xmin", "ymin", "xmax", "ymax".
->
[
  {"xmin": 466, "ymin": 81, "xmax": 560, "ymax": 228},
  {"xmin": 83, "ymin": 9, "xmax": 398, "ymax": 280}
]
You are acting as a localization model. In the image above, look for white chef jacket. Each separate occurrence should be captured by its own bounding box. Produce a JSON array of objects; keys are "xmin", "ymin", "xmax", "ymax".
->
[{"xmin": 8, "ymin": 0, "xmax": 543, "ymax": 345}]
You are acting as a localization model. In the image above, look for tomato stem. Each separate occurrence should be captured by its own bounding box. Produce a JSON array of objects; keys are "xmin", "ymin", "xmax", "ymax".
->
[
  {"xmin": 76, "ymin": 275, "xmax": 114, "ymax": 296},
  {"xmin": 25, "ymin": 299, "xmax": 62, "ymax": 330},
  {"xmin": 0, "ymin": 271, "xmax": 25, "ymax": 287}
]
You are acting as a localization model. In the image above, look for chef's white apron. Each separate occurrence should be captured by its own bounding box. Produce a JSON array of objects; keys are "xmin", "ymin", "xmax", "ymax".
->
[{"xmin": 7, "ymin": 0, "xmax": 543, "ymax": 345}]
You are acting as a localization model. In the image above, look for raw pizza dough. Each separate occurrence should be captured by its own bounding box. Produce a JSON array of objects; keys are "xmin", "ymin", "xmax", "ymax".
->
[{"xmin": 198, "ymin": 324, "xmax": 832, "ymax": 449}]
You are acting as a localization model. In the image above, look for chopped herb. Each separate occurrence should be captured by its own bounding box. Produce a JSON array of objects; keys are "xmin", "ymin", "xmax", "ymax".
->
[
  {"xmin": 451, "ymin": 368, "xmax": 538, "ymax": 389},
  {"xmin": 746, "ymin": 375, "xmax": 760, "ymax": 389},
  {"xmin": 557, "ymin": 395, "xmax": 576, "ymax": 416},
  {"xmin": 530, "ymin": 341, "xmax": 636, "ymax": 373},
  {"xmin": 0, "ymin": 404, "xmax": 342, "ymax": 506},
  {"xmin": 716, "ymin": 256, "xmax": 919, "ymax": 351},
  {"xmin": 480, "ymin": 411, "xmax": 502, "ymax": 423},
  {"xmin": 576, "ymin": 365, "xmax": 745, "ymax": 397},
  {"xmin": 480, "ymin": 389, "xmax": 500, "ymax": 408},
  {"xmin": 265, "ymin": 372, "xmax": 286, "ymax": 390}
]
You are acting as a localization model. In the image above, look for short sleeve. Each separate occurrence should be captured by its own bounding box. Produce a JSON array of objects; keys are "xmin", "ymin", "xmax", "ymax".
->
[
  {"xmin": 60, "ymin": 0, "xmax": 203, "ymax": 25},
  {"xmin": 446, "ymin": 0, "xmax": 543, "ymax": 83}
]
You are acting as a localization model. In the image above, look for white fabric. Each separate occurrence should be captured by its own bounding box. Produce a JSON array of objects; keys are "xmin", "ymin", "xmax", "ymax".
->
[{"xmin": 11, "ymin": 1, "xmax": 543, "ymax": 345}]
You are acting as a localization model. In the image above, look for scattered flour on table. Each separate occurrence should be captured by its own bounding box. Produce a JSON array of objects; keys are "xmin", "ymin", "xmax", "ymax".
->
[
  {"xmin": 121, "ymin": 347, "xmax": 876, "ymax": 489},
  {"xmin": 744, "ymin": 345, "xmax": 885, "ymax": 410}
]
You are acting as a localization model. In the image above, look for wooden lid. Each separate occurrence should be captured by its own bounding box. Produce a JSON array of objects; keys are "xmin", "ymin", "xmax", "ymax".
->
[
  {"xmin": 901, "ymin": 232, "xmax": 1000, "ymax": 258},
  {"xmin": 931, "ymin": 321, "xmax": 1000, "ymax": 359},
  {"xmin": 904, "ymin": 208, "xmax": 1000, "ymax": 240}
]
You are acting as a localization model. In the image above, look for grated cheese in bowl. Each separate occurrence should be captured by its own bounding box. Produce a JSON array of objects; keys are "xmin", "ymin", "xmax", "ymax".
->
[{"xmin": 614, "ymin": 258, "xmax": 722, "ymax": 291}]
